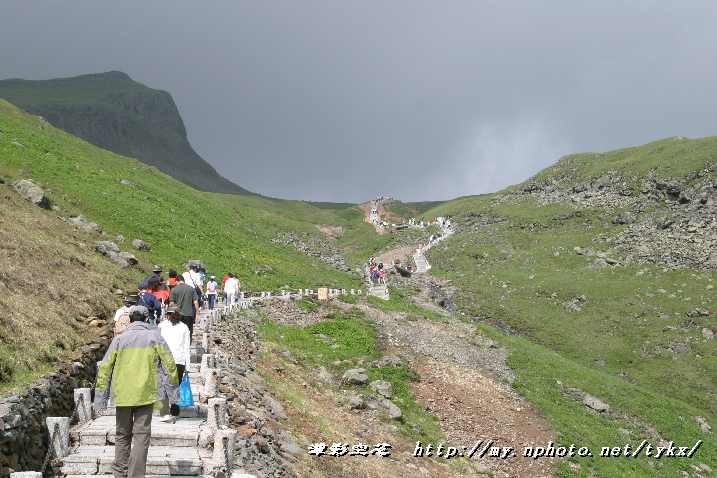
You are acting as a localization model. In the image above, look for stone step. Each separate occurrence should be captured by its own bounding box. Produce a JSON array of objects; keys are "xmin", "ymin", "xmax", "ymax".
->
[
  {"xmin": 61, "ymin": 445, "xmax": 204, "ymax": 475},
  {"xmin": 72, "ymin": 416, "xmax": 203, "ymax": 447}
]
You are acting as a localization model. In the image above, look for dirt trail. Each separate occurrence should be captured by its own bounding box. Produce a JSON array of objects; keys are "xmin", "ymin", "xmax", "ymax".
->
[
  {"xmin": 353, "ymin": 233, "xmax": 558, "ymax": 477},
  {"xmin": 359, "ymin": 305, "xmax": 557, "ymax": 478}
]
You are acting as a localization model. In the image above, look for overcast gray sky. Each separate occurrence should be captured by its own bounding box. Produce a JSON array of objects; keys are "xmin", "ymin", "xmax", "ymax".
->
[{"xmin": 1, "ymin": 1, "xmax": 716, "ymax": 202}]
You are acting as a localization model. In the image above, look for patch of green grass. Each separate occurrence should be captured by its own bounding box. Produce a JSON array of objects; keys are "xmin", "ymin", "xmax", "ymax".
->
[
  {"xmin": 258, "ymin": 309, "xmax": 379, "ymax": 364},
  {"xmin": 478, "ymin": 323, "xmax": 717, "ymax": 477},
  {"xmin": 337, "ymin": 294, "xmax": 358, "ymax": 304},
  {"xmin": 295, "ymin": 297, "xmax": 320, "ymax": 313},
  {"xmin": 257, "ymin": 308, "xmax": 441, "ymax": 442}
]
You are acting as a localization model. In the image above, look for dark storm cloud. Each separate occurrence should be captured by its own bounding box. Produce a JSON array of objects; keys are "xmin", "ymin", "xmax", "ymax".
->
[{"xmin": 1, "ymin": 1, "xmax": 716, "ymax": 201}]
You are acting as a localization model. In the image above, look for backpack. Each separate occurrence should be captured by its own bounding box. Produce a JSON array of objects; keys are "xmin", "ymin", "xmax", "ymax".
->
[
  {"xmin": 114, "ymin": 311, "xmax": 131, "ymax": 335},
  {"xmin": 137, "ymin": 291, "xmax": 158, "ymax": 319}
]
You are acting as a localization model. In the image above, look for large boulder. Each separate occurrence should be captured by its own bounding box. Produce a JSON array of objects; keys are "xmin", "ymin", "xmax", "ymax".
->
[
  {"xmin": 369, "ymin": 379, "xmax": 393, "ymax": 398},
  {"xmin": 95, "ymin": 242, "xmax": 136, "ymax": 268},
  {"xmin": 13, "ymin": 179, "xmax": 51, "ymax": 209},
  {"xmin": 379, "ymin": 398, "xmax": 402, "ymax": 420},
  {"xmin": 342, "ymin": 368, "xmax": 368, "ymax": 385},
  {"xmin": 131, "ymin": 239, "xmax": 151, "ymax": 251},
  {"xmin": 583, "ymin": 394, "xmax": 610, "ymax": 413},
  {"xmin": 116, "ymin": 252, "xmax": 138, "ymax": 267},
  {"xmin": 70, "ymin": 216, "xmax": 102, "ymax": 234},
  {"xmin": 95, "ymin": 241, "xmax": 120, "ymax": 255}
]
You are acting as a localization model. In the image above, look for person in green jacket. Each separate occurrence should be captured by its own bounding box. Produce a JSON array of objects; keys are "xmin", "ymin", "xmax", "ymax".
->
[{"xmin": 94, "ymin": 305, "xmax": 179, "ymax": 478}]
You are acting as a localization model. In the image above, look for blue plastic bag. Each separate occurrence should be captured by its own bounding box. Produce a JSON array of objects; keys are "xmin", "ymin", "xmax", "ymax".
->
[{"xmin": 177, "ymin": 371, "xmax": 194, "ymax": 408}]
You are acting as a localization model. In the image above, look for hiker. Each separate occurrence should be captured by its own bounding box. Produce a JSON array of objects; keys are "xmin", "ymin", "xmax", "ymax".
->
[
  {"xmin": 221, "ymin": 273, "xmax": 229, "ymax": 304},
  {"xmin": 94, "ymin": 305, "xmax": 179, "ymax": 478},
  {"xmin": 183, "ymin": 263, "xmax": 203, "ymax": 294},
  {"xmin": 168, "ymin": 274, "xmax": 200, "ymax": 341},
  {"xmin": 183, "ymin": 263, "xmax": 204, "ymax": 308},
  {"xmin": 137, "ymin": 277, "xmax": 162, "ymax": 326},
  {"xmin": 152, "ymin": 280, "xmax": 170, "ymax": 308},
  {"xmin": 206, "ymin": 275, "xmax": 218, "ymax": 310},
  {"xmin": 166, "ymin": 269, "xmax": 178, "ymax": 290},
  {"xmin": 113, "ymin": 294, "xmax": 138, "ymax": 335},
  {"xmin": 224, "ymin": 273, "xmax": 239, "ymax": 305},
  {"xmin": 113, "ymin": 294, "xmax": 137, "ymax": 323},
  {"xmin": 157, "ymin": 305, "xmax": 190, "ymax": 423},
  {"xmin": 138, "ymin": 265, "xmax": 163, "ymax": 290},
  {"xmin": 368, "ymin": 259, "xmax": 378, "ymax": 285},
  {"xmin": 378, "ymin": 263, "xmax": 386, "ymax": 285}
]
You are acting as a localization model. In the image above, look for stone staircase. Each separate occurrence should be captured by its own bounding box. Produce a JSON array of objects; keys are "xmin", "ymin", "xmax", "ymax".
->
[
  {"xmin": 43, "ymin": 306, "xmax": 242, "ymax": 478},
  {"xmin": 412, "ymin": 252, "xmax": 431, "ymax": 273}
]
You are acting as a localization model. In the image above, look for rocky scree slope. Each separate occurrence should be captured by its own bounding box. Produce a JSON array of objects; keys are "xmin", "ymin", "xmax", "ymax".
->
[{"xmin": 0, "ymin": 71, "xmax": 248, "ymax": 194}]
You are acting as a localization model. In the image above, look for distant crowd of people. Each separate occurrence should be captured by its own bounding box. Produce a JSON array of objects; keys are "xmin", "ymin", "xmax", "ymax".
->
[{"xmin": 97, "ymin": 262, "xmax": 243, "ymax": 475}]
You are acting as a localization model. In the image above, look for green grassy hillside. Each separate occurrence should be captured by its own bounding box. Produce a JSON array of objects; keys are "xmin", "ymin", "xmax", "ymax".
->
[
  {"xmin": 0, "ymin": 71, "xmax": 247, "ymax": 194},
  {"xmin": 420, "ymin": 139, "xmax": 716, "ymax": 476},
  {"xmin": 0, "ymin": 186, "xmax": 136, "ymax": 393},
  {"xmin": 0, "ymin": 99, "xmax": 359, "ymax": 291}
]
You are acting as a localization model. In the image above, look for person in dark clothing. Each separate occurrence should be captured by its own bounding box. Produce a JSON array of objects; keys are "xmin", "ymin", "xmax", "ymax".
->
[
  {"xmin": 137, "ymin": 277, "xmax": 162, "ymax": 326},
  {"xmin": 138, "ymin": 265, "xmax": 163, "ymax": 290},
  {"xmin": 166, "ymin": 270, "xmax": 178, "ymax": 290},
  {"xmin": 168, "ymin": 275, "xmax": 199, "ymax": 342}
]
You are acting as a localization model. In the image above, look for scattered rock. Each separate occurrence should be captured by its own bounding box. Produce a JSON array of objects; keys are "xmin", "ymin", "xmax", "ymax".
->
[
  {"xmin": 563, "ymin": 295, "xmax": 587, "ymax": 312},
  {"xmin": 348, "ymin": 394, "xmax": 365, "ymax": 409},
  {"xmin": 342, "ymin": 368, "xmax": 368, "ymax": 385},
  {"xmin": 119, "ymin": 179, "xmax": 133, "ymax": 186},
  {"xmin": 694, "ymin": 416, "xmax": 711, "ymax": 434},
  {"xmin": 115, "ymin": 234, "xmax": 125, "ymax": 243},
  {"xmin": 264, "ymin": 395, "xmax": 287, "ymax": 420},
  {"xmin": 670, "ymin": 342, "xmax": 689, "ymax": 354},
  {"xmin": 591, "ymin": 258, "xmax": 609, "ymax": 269},
  {"xmin": 254, "ymin": 264, "xmax": 274, "ymax": 275},
  {"xmin": 583, "ymin": 394, "xmax": 610, "ymax": 412},
  {"xmin": 13, "ymin": 179, "xmax": 51, "ymax": 209},
  {"xmin": 687, "ymin": 308, "xmax": 710, "ymax": 318},
  {"xmin": 613, "ymin": 212, "xmax": 636, "ymax": 225},
  {"xmin": 95, "ymin": 241, "xmax": 120, "ymax": 255},
  {"xmin": 279, "ymin": 437, "xmax": 302, "ymax": 456},
  {"xmin": 702, "ymin": 328, "xmax": 715, "ymax": 340},
  {"xmin": 656, "ymin": 218, "xmax": 674, "ymax": 230},
  {"xmin": 372, "ymin": 355, "xmax": 403, "ymax": 368},
  {"xmin": 69, "ymin": 215, "xmax": 102, "ymax": 234},
  {"xmin": 379, "ymin": 398, "xmax": 402, "ymax": 420},
  {"xmin": 369, "ymin": 379, "xmax": 393, "ymax": 399},
  {"xmin": 131, "ymin": 239, "xmax": 151, "ymax": 251},
  {"xmin": 315, "ymin": 366, "xmax": 335, "ymax": 384},
  {"xmin": 116, "ymin": 252, "xmax": 138, "ymax": 266},
  {"xmin": 365, "ymin": 397, "xmax": 381, "ymax": 410},
  {"xmin": 94, "ymin": 241, "xmax": 136, "ymax": 268}
]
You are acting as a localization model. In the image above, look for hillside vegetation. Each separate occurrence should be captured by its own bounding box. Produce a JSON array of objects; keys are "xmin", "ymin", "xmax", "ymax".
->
[
  {"xmin": 0, "ymin": 186, "xmax": 137, "ymax": 393},
  {"xmin": 420, "ymin": 139, "xmax": 716, "ymax": 476},
  {"xmin": 0, "ymin": 71, "xmax": 247, "ymax": 194},
  {"xmin": 0, "ymin": 99, "xmax": 361, "ymax": 291}
]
